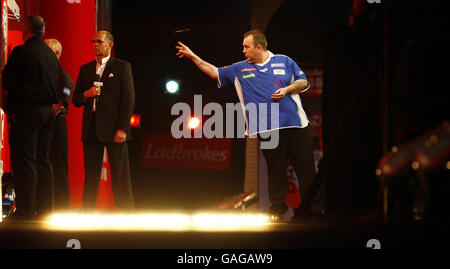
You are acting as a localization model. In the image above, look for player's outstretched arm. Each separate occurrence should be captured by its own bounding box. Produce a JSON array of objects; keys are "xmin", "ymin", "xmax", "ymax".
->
[{"xmin": 176, "ymin": 41, "xmax": 218, "ymax": 80}]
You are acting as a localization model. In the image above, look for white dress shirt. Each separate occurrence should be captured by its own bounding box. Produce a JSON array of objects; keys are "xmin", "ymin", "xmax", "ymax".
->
[
  {"xmin": 93, "ymin": 55, "xmax": 110, "ymax": 111},
  {"xmin": 96, "ymin": 55, "xmax": 110, "ymax": 78}
]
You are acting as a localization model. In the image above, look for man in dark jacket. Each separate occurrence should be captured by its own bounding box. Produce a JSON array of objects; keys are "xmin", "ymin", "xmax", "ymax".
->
[
  {"xmin": 72, "ymin": 31, "xmax": 135, "ymax": 210},
  {"xmin": 45, "ymin": 38, "xmax": 73, "ymax": 210},
  {"xmin": 2, "ymin": 15, "xmax": 61, "ymax": 220}
]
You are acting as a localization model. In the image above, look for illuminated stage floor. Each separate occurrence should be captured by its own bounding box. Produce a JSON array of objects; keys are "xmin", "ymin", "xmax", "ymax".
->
[{"xmin": 0, "ymin": 213, "xmax": 445, "ymax": 249}]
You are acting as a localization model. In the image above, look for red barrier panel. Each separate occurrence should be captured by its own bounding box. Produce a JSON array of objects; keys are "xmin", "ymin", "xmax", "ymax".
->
[{"xmin": 40, "ymin": 0, "xmax": 100, "ymax": 209}]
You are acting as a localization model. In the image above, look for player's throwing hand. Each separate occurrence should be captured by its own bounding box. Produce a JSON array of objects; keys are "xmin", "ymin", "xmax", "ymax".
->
[{"xmin": 176, "ymin": 41, "xmax": 195, "ymax": 59}]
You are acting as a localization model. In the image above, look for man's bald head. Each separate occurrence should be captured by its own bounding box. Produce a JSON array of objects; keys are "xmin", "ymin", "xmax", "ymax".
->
[
  {"xmin": 45, "ymin": 39, "xmax": 62, "ymax": 60},
  {"xmin": 97, "ymin": 30, "xmax": 114, "ymax": 43},
  {"xmin": 92, "ymin": 31, "xmax": 114, "ymax": 58}
]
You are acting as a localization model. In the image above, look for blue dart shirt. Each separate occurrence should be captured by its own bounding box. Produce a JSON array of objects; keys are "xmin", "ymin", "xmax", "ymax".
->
[{"xmin": 217, "ymin": 51, "xmax": 310, "ymax": 136}]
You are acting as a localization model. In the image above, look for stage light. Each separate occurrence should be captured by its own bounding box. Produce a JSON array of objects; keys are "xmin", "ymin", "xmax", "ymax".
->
[
  {"xmin": 130, "ymin": 114, "xmax": 141, "ymax": 128},
  {"xmin": 44, "ymin": 211, "xmax": 272, "ymax": 231},
  {"xmin": 188, "ymin": 117, "xmax": 200, "ymax": 129},
  {"xmin": 165, "ymin": 80, "xmax": 180, "ymax": 94},
  {"xmin": 46, "ymin": 213, "xmax": 191, "ymax": 231},
  {"xmin": 192, "ymin": 213, "xmax": 271, "ymax": 230},
  {"xmin": 375, "ymin": 169, "xmax": 382, "ymax": 176}
]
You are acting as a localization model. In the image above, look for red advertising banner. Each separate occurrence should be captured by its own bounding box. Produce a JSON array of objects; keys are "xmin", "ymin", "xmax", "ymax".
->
[
  {"xmin": 286, "ymin": 166, "xmax": 302, "ymax": 209},
  {"xmin": 302, "ymin": 64, "xmax": 323, "ymax": 96},
  {"xmin": 142, "ymin": 134, "xmax": 231, "ymax": 171}
]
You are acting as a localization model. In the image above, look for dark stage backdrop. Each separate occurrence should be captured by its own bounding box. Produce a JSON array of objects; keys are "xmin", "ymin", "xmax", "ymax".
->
[
  {"xmin": 112, "ymin": 1, "xmax": 251, "ymax": 210},
  {"xmin": 265, "ymin": 0, "xmax": 450, "ymax": 216}
]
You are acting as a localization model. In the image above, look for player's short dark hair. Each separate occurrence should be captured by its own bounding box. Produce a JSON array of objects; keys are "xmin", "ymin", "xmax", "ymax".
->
[
  {"xmin": 26, "ymin": 15, "xmax": 45, "ymax": 37},
  {"xmin": 244, "ymin": 29, "xmax": 267, "ymax": 50}
]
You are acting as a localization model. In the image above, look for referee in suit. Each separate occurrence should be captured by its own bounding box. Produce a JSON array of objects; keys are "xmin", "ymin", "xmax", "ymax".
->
[
  {"xmin": 72, "ymin": 31, "xmax": 135, "ymax": 210},
  {"xmin": 2, "ymin": 15, "xmax": 60, "ymax": 220},
  {"xmin": 45, "ymin": 39, "xmax": 73, "ymax": 210}
]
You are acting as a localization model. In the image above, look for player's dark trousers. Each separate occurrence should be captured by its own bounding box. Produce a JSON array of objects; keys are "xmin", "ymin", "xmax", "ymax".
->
[
  {"xmin": 9, "ymin": 106, "xmax": 55, "ymax": 218},
  {"xmin": 82, "ymin": 116, "xmax": 134, "ymax": 210},
  {"xmin": 50, "ymin": 114, "xmax": 70, "ymax": 209},
  {"xmin": 259, "ymin": 125, "xmax": 317, "ymax": 215}
]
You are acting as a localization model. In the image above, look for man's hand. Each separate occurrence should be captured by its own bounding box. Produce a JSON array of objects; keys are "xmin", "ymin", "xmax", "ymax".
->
[
  {"xmin": 271, "ymin": 87, "xmax": 288, "ymax": 101},
  {"xmin": 175, "ymin": 41, "xmax": 195, "ymax": 59},
  {"xmin": 271, "ymin": 81, "xmax": 309, "ymax": 101},
  {"xmin": 84, "ymin": 86, "xmax": 101, "ymax": 98},
  {"xmin": 176, "ymin": 41, "xmax": 218, "ymax": 80},
  {"xmin": 52, "ymin": 102, "xmax": 64, "ymax": 116},
  {"xmin": 114, "ymin": 129, "xmax": 127, "ymax": 143}
]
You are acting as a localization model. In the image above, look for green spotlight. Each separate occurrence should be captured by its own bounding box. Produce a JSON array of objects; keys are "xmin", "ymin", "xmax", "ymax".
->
[{"xmin": 165, "ymin": 80, "xmax": 180, "ymax": 94}]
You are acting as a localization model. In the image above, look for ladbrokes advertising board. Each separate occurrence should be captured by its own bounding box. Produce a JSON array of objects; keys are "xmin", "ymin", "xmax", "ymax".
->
[{"xmin": 141, "ymin": 134, "xmax": 231, "ymax": 171}]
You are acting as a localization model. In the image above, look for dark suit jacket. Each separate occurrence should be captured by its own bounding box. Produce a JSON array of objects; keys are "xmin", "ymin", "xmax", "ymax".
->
[
  {"xmin": 2, "ymin": 35, "xmax": 60, "ymax": 114},
  {"xmin": 72, "ymin": 57, "xmax": 135, "ymax": 143}
]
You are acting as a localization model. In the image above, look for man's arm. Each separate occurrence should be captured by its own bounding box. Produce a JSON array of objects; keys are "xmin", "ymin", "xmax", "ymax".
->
[
  {"xmin": 114, "ymin": 62, "xmax": 135, "ymax": 144},
  {"xmin": 61, "ymin": 71, "xmax": 74, "ymax": 107},
  {"xmin": 176, "ymin": 41, "xmax": 218, "ymax": 80},
  {"xmin": 72, "ymin": 67, "xmax": 100, "ymax": 107},
  {"xmin": 2, "ymin": 46, "xmax": 22, "ymax": 92},
  {"xmin": 53, "ymin": 71, "xmax": 74, "ymax": 115},
  {"xmin": 271, "ymin": 80, "xmax": 309, "ymax": 101}
]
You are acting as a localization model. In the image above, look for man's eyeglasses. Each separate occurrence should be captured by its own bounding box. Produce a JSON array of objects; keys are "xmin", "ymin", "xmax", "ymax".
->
[{"xmin": 91, "ymin": 39, "xmax": 105, "ymax": 44}]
